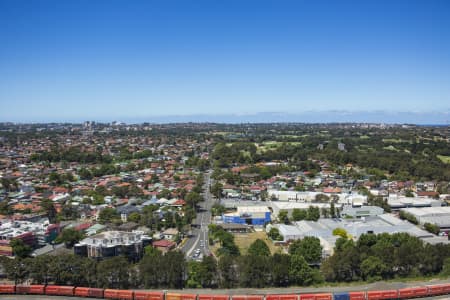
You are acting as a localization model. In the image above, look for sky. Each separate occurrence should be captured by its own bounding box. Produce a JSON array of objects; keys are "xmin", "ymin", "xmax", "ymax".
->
[{"xmin": 1, "ymin": 0, "xmax": 450, "ymax": 123}]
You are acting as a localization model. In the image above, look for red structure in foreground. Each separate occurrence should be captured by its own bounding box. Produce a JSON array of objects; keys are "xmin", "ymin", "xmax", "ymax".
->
[{"xmin": 1, "ymin": 283, "xmax": 450, "ymax": 300}]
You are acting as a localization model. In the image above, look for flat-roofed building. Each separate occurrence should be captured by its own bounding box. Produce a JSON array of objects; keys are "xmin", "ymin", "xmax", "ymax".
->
[
  {"xmin": 270, "ymin": 201, "xmax": 342, "ymax": 219},
  {"xmin": 275, "ymin": 214, "xmax": 450, "ymax": 256},
  {"xmin": 401, "ymin": 206, "xmax": 450, "ymax": 229},
  {"xmin": 74, "ymin": 230, "xmax": 151, "ymax": 262},
  {"xmin": 387, "ymin": 196, "xmax": 441, "ymax": 209},
  {"xmin": 222, "ymin": 205, "xmax": 271, "ymax": 225},
  {"xmin": 341, "ymin": 205, "xmax": 384, "ymax": 218}
]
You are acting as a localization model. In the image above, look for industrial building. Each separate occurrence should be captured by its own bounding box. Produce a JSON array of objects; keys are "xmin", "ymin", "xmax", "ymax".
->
[
  {"xmin": 222, "ymin": 205, "xmax": 271, "ymax": 225},
  {"xmin": 387, "ymin": 196, "xmax": 441, "ymax": 209},
  {"xmin": 270, "ymin": 201, "xmax": 340, "ymax": 219},
  {"xmin": 341, "ymin": 205, "xmax": 384, "ymax": 218},
  {"xmin": 74, "ymin": 230, "xmax": 151, "ymax": 262},
  {"xmin": 272, "ymin": 214, "xmax": 450, "ymax": 256},
  {"xmin": 267, "ymin": 190, "xmax": 367, "ymax": 206},
  {"xmin": 401, "ymin": 206, "xmax": 450, "ymax": 230}
]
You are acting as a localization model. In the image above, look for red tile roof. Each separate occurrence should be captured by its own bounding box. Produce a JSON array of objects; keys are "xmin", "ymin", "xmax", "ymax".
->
[{"xmin": 153, "ymin": 240, "xmax": 176, "ymax": 248}]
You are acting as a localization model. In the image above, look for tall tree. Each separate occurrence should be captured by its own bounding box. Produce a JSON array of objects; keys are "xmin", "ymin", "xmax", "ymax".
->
[
  {"xmin": 40, "ymin": 198, "xmax": 57, "ymax": 223},
  {"xmin": 288, "ymin": 237, "xmax": 323, "ymax": 264},
  {"xmin": 10, "ymin": 238, "xmax": 32, "ymax": 258},
  {"xmin": 247, "ymin": 239, "xmax": 270, "ymax": 256},
  {"xmin": 96, "ymin": 256, "xmax": 131, "ymax": 289},
  {"xmin": 55, "ymin": 228, "xmax": 84, "ymax": 248},
  {"xmin": 218, "ymin": 255, "xmax": 238, "ymax": 288},
  {"xmin": 289, "ymin": 254, "xmax": 315, "ymax": 285}
]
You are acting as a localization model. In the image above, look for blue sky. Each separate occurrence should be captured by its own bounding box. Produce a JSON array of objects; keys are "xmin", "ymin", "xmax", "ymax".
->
[{"xmin": 1, "ymin": 0, "xmax": 450, "ymax": 123}]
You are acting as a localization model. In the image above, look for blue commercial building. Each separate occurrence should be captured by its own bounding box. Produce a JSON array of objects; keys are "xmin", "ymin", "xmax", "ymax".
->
[{"xmin": 222, "ymin": 205, "xmax": 271, "ymax": 226}]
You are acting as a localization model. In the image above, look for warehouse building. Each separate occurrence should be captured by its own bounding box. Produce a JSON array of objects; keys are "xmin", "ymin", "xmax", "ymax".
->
[
  {"xmin": 341, "ymin": 205, "xmax": 384, "ymax": 218},
  {"xmin": 267, "ymin": 190, "xmax": 367, "ymax": 206},
  {"xmin": 273, "ymin": 214, "xmax": 449, "ymax": 256},
  {"xmin": 270, "ymin": 201, "xmax": 341, "ymax": 219},
  {"xmin": 74, "ymin": 230, "xmax": 151, "ymax": 262},
  {"xmin": 387, "ymin": 196, "xmax": 441, "ymax": 209},
  {"xmin": 401, "ymin": 207, "xmax": 450, "ymax": 230},
  {"xmin": 276, "ymin": 224, "xmax": 303, "ymax": 241},
  {"xmin": 222, "ymin": 205, "xmax": 271, "ymax": 225}
]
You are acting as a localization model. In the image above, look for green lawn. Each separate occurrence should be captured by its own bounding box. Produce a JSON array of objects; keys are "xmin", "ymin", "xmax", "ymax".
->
[
  {"xmin": 437, "ymin": 155, "xmax": 450, "ymax": 164},
  {"xmin": 234, "ymin": 231, "xmax": 279, "ymax": 255}
]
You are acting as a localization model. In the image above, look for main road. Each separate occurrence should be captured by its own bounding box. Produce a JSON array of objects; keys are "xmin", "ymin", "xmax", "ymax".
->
[{"xmin": 180, "ymin": 169, "xmax": 214, "ymax": 259}]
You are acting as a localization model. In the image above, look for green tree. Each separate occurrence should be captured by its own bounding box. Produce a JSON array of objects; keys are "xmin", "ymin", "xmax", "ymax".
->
[
  {"xmin": 278, "ymin": 210, "xmax": 290, "ymax": 224},
  {"xmin": 360, "ymin": 256, "xmax": 388, "ymax": 281},
  {"xmin": 28, "ymin": 255, "xmax": 53, "ymax": 284},
  {"xmin": 441, "ymin": 257, "xmax": 450, "ymax": 276},
  {"xmin": 332, "ymin": 228, "xmax": 349, "ymax": 239},
  {"xmin": 270, "ymin": 253, "xmax": 290, "ymax": 287},
  {"xmin": 0, "ymin": 257, "xmax": 29, "ymax": 284},
  {"xmin": 161, "ymin": 251, "xmax": 186, "ymax": 288},
  {"xmin": 98, "ymin": 207, "xmax": 119, "ymax": 224},
  {"xmin": 247, "ymin": 239, "xmax": 270, "ymax": 256},
  {"xmin": 330, "ymin": 202, "xmax": 336, "ymax": 218},
  {"xmin": 96, "ymin": 256, "xmax": 131, "ymax": 289},
  {"xmin": 289, "ymin": 237, "xmax": 323, "ymax": 264},
  {"xmin": 218, "ymin": 254, "xmax": 238, "ymax": 288},
  {"xmin": 199, "ymin": 255, "xmax": 218, "ymax": 288},
  {"xmin": 186, "ymin": 261, "xmax": 203, "ymax": 288},
  {"xmin": 211, "ymin": 204, "xmax": 226, "ymax": 216},
  {"xmin": 424, "ymin": 222, "xmax": 440, "ymax": 235},
  {"xmin": 291, "ymin": 208, "xmax": 307, "ymax": 221},
  {"xmin": 186, "ymin": 191, "xmax": 202, "ymax": 208},
  {"xmin": 289, "ymin": 254, "xmax": 316, "ymax": 285},
  {"xmin": 127, "ymin": 212, "xmax": 141, "ymax": 223},
  {"xmin": 238, "ymin": 254, "xmax": 270, "ymax": 287},
  {"xmin": 210, "ymin": 181, "xmax": 223, "ymax": 198},
  {"xmin": 40, "ymin": 198, "xmax": 57, "ymax": 223},
  {"xmin": 268, "ymin": 227, "xmax": 284, "ymax": 241},
  {"xmin": 0, "ymin": 200, "xmax": 13, "ymax": 215},
  {"xmin": 140, "ymin": 247, "xmax": 163, "ymax": 288},
  {"xmin": 55, "ymin": 228, "xmax": 84, "ymax": 248},
  {"xmin": 306, "ymin": 205, "xmax": 320, "ymax": 221},
  {"xmin": 10, "ymin": 238, "xmax": 32, "ymax": 258}
]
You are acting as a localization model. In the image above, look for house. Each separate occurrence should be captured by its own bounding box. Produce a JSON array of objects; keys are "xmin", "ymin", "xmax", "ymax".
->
[
  {"xmin": 116, "ymin": 205, "xmax": 140, "ymax": 222},
  {"xmin": 152, "ymin": 239, "xmax": 176, "ymax": 253},
  {"xmin": 162, "ymin": 228, "xmax": 179, "ymax": 240}
]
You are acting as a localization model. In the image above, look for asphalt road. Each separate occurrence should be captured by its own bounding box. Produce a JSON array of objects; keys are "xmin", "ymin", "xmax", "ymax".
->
[{"xmin": 180, "ymin": 170, "xmax": 214, "ymax": 260}]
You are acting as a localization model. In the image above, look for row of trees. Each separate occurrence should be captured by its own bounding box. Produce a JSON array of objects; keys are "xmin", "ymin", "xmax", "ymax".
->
[
  {"xmin": 321, "ymin": 232, "xmax": 450, "ymax": 282},
  {"xmin": 2, "ymin": 233, "xmax": 450, "ymax": 289},
  {"xmin": 278, "ymin": 206, "xmax": 323, "ymax": 224}
]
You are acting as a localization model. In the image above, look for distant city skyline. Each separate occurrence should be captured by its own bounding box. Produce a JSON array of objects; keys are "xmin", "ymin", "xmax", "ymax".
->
[{"xmin": 1, "ymin": 1, "xmax": 450, "ymax": 122}]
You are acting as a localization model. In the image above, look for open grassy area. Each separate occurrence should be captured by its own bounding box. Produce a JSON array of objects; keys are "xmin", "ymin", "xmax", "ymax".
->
[
  {"xmin": 233, "ymin": 230, "xmax": 280, "ymax": 255},
  {"xmin": 437, "ymin": 155, "xmax": 450, "ymax": 164},
  {"xmin": 383, "ymin": 145, "xmax": 399, "ymax": 151},
  {"xmin": 256, "ymin": 141, "xmax": 302, "ymax": 153},
  {"xmin": 382, "ymin": 138, "xmax": 411, "ymax": 143}
]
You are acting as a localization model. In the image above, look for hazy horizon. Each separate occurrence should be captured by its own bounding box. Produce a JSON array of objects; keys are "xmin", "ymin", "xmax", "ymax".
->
[{"xmin": 1, "ymin": 110, "xmax": 449, "ymax": 125}]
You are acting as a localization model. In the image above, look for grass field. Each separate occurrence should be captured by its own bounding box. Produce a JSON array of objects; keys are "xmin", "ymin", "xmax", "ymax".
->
[
  {"xmin": 233, "ymin": 231, "xmax": 280, "ymax": 255},
  {"xmin": 383, "ymin": 145, "xmax": 399, "ymax": 151},
  {"xmin": 256, "ymin": 141, "xmax": 302, "ymax": 153},
  {"xmin": 437, "ymin": 155, "xmax": 450, "ymax": 164},
  {"xmin": 382, "ymin": 138, "xmax": 410, "ymax": 143}
]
